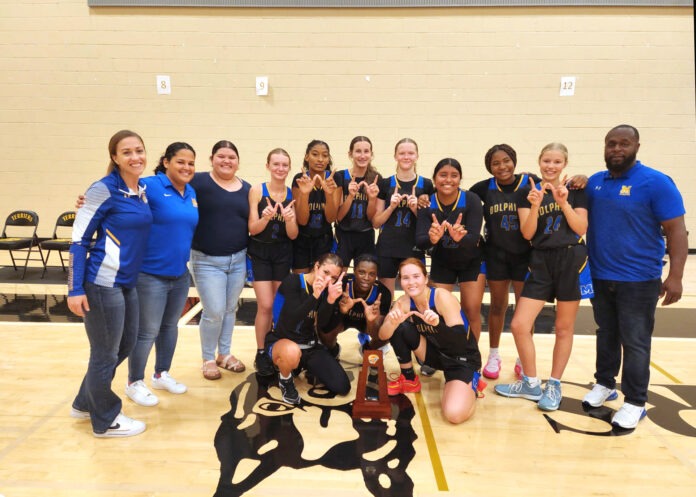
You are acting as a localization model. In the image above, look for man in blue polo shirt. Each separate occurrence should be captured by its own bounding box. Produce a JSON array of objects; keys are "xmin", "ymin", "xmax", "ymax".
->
[{"xmin": 582, "ymin": 124, "xmax": 688, "ymax": 429}]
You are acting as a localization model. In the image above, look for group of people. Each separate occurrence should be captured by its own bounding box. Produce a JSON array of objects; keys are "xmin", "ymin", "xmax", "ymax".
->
[{"xmin": 66, "ymin": 125, "xmax": 687, "ymax": 437}]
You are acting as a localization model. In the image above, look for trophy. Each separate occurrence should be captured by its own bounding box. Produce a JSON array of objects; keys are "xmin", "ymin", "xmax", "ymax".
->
[{"xmin": 352, "ymin": 349, "xmax": 391, "ymax": 419}]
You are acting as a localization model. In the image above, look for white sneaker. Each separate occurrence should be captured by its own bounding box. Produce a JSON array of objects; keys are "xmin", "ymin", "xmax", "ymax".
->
[
  {"xmin": 125, "ymin": 380, "xmax": 159, "ymax": 407},
  {"xmin": 583, "ymin": 383, "xmax": 618, "ymax": 407},
  {"xmin": 151, "ymin": 371, "xmax": 187, "ymax": 394},
  {"xmin": 482, "ymin": 355, "xmax": 501, "ymax": 379},
  {"xmin": 70, "ymin": 407, "xmax": 90, "ymax": 420},
  {"xmin": 611, "ymin": 402, "xmax": 647, "ymax": 429},
  {"xmin": 93, "ymin": 413, "xmax": 146, "ymax": 438}
]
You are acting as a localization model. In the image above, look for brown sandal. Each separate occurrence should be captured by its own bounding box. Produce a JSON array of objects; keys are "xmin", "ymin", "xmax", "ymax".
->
[
  {"xmin": 216, "ymin": 354, "xmax": 246, "ymax": 373},
  {"xmin": 202, "ymin": 360, "xmax": 222, "ymax": 380}
]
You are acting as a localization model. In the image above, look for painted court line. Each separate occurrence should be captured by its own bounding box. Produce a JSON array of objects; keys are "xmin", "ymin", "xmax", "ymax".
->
[{"xmin": 414, "ymin": 391, "xmax": 449, "ymax": 491}]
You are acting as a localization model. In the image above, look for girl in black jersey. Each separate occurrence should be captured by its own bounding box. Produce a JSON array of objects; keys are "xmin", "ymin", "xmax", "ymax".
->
[
  {"xmin": 379, "ymin": 258, "xmax": 482, "ymax": 424},
  {"xmin": 334, "ymin": 136, "xmax": 382, "ymax": 267},
  {"xmin": 320, "ymin": 253, "xmax": 392, "ymax": 355},
  {"xmin": 291, "ymin": 140, "xmax": 341, "ymax": 273},
  {"xmin": 372, "ymin": 138, "xmax": 434, "ymax": 296},
  {"xmin": 416, "ymin": 158, "xmax": 485, "ymax": 343},
  {"xmin": 495, "ymin": 143, "xmax": 590, "ymax": 412},
  {"xmin": 264, "ymin": 253, "xmax": 350, "ymax": 405},
  {"xmin": 248, "ymin": 148, "xmax": 299, "ymax": 375},
  {"xmin": 469, "ymin": 145, "xmax": 536, "ymax": 381}
]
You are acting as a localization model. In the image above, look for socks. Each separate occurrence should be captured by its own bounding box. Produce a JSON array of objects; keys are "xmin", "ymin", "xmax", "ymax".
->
[
  {"xmin": 548, "ymin": 376, "xmax": 561, "ymax": 385},
  {"xmin": 401, "ymin": 367, "xmax": 416, "ymax": 380},
  {"xmin": 489, "ymin": 348, "xmax": 500, "ymax": 357},
  {"xmin": 525, "ymin": 376, "xmax": 541, "ymax": 388}
]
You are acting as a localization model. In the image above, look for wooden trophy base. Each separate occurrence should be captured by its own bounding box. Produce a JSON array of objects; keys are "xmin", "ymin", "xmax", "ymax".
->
[{"xmin": 352, "ymin": 349, "xmax": 391, "ymax": 419}]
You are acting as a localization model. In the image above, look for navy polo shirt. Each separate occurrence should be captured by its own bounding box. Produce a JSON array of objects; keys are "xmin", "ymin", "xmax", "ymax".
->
[
  {"xmin": 140, "ymin": 172, "xmax": 199, "ymax": 277},
  {"xmin": 587, "ymin": 161, "xmax": 685, "ymax": 281}
]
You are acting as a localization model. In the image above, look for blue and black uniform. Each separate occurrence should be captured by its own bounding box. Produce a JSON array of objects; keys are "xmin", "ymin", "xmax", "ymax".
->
[
  {"xmin": 334, "ymin": 169, "xmax": 379, "ymax": 266},
  {"xmin": 376, "ymin": 174, "xmax": 434, "ymax": 278},
  {"xmin": 264, "ymin": 273, "xmax": 350, "ymax": 395},
  {"xmin": 517, "ymin": 185, "xmax": 592, "ymax": 302},
  {"xmin": 470, "ymin": 174, "xmax": 536, "ymax": 281},
  {"xmin": 390, "ymin": 289, "xmax": 482, "ymax": 386},
  {"xmin": 292, "ymin": 171, "xmax": 334, "ymax": 270},
  {"xmin": 415, "ymin": 189, "xmax": 483, "ymax": 284},
  {"xmin": 248, "ymin": 183, "xmax": 293, "ymax": 281}
]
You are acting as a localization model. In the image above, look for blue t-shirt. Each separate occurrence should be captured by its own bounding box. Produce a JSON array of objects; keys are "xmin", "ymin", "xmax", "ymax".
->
[
  {"xmin": 140, "ymin": 173, "xmax": 198, "ymax": 277},
  {"xmin": 587, "ymin": 161, "xmax": 685, "ymax": 281}
]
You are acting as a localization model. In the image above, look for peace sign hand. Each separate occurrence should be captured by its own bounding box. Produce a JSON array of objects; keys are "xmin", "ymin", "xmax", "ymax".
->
[
  {"xmin": 527, "ymin": 178, "xmax": 544, "ymax": 207},
  {"xmin": 261, "ymin": 197, "xmax": 277, "ymax": 220},
  {"xmin": 412, "ymin": 308, "xmax": 440, "ymax": 326},
  {"xmin": 549, "ymin": 175, "xmax": 569, "ymax": 206},
  {"xmin": 322, "ymin": 170, "xmax": 338, "ymax": 194},
  {"xmin": 281, "ymin": 199, "xmax": 296, "ymax": 222},
  {"xmin": 429, "ymin": 213, "xmax": 446, "ymax": 244},
  {"xmin": 296, "ymin": 171, "xmax": 315, "ymax": 195},
  {"xmin": 445, "ymin": 213, "xmax": 467, "ymax": 242},
  {"xmin": 362, "ymin": 293, "xmax": 382, "ymax": 324},
  {"xmin": 339, "ymin": 291, "xmax": 361, "ymax": 314},
  {"xmin": 366, "ymin": 176, "xmax": 380, "ymax": 199},
  {"xmin": 327, "ymin": 271, "xmax": 345, "ymax": 304}
]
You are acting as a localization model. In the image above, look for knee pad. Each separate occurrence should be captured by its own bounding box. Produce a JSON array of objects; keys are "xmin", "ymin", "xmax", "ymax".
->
[{"xmin": 390, "ymin": 321, "xmax": 421, "ymax": 364}]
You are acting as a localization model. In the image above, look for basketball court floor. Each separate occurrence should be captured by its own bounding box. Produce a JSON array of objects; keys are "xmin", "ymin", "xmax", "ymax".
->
[{"xmin": 0, "ymin": 258, "xmax": 695, "ymax": 497}]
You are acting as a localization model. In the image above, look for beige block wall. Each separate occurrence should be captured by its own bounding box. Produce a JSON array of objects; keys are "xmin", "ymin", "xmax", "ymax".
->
[{"xmin": 0, "ymin": 2, "xmax": 694, "ymax": 250}]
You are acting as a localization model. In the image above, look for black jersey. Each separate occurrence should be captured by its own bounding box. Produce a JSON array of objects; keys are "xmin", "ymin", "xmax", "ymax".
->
[
  {"xmin": 415, "ymin": 189, "xmax": 483, "ymax": 268},
  {"xmin": 376, "ymin": 175, "xmax": 434, "ymax": 258},
  {"xmin": 517, "ymin": 186, "xmax": 588, "ymax": 249},
  {"xmin": 334, "ymin": 169, "xmax": 374, "ymax": 233},
  {"xmin": 408, "ymin": 289, "xmax": 480, "ymax": 365},
  {"xmin": 470, "ymin": 174, "xmax": 536, "ymax": 255},
  {"xmin": 292, "ymin": 171, "xmax": 333, "ymax": 237},
  {"xmin": 340, "ymin": 275, "xmax": 392, "ymax": 331},
  {"xmin": 266, "ymin": 273, "xmax": 339, "ymax": 347},
  {"xmin": 251, "ymin": 183, "xmax": 293, "ymax": 244}
]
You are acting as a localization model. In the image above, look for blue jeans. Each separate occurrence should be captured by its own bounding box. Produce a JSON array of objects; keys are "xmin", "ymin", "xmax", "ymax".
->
[
  {"xmin": 128, "ymin": 271, "xmax": 191, "ymax": 383},
  {"xmin": 590, "ymin": 278, "xmax": 661, "ymax": 406},
  {"xmin": 189, "ymin": 249, "xmax": 247, "ymax": 361},
  {"xmin": 72, "ymin": 281, "xmax": 139, "ymax": 433}
]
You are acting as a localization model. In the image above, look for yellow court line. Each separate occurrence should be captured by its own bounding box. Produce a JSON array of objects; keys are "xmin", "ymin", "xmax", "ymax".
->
[
  {"xmin": 650, "ymin": 360, "xmax": 683, "ymax": 384},
  {"xmin": 414, "ymin": 391, "xmax": 449, "ymax": 491}
]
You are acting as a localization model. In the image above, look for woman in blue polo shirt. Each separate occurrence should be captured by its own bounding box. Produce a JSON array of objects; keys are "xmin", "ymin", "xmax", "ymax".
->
[
  {"xmin": 68, "ymin": 130, "xmax": 153, "ymax": 438},
  {"xmin": 124, "ymin": 142, "xmax": 199, "ymax": 407}
]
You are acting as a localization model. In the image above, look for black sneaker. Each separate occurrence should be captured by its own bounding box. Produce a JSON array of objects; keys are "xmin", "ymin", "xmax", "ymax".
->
[
  {"xmin": 279, "ymin": 376, "xmax": 301, "ymax": 405},
  {"xmin": 254, "ymin": 350, "xmax": 276, "ymax": 377},
  {"xmin": 420, "ymin": 364, "xmax": 437, "ymax": 377}
]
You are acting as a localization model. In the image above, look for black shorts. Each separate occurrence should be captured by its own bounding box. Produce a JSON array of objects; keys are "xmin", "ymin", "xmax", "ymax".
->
[
  {"xmin": 335, "ymin": 228, "xmax": 375, "ymax": 268},
  {"xmin": 378, "ymin": 255, "xmax": 424, "ymax": 279},
  {"xmin": 484, "ymin": 245, "xmax": 531, "ymax": 282},
  {"xmin": 521, "ymin": 244, "xmax": 588, "ymax": 302},
  {"xmin": 423, "ymin": 341, "xmax": 480, "ymax": 384},
  {"xmin": 292, "ymin": 232, "xmax": 334, "ymax": 270},
  {"xmin": 429, "ymin": 255, "xmax": 483, "ymax": 285},
  {"xmin": 248, "ymin": 239, "xmax": 292, "ymax": 282}
]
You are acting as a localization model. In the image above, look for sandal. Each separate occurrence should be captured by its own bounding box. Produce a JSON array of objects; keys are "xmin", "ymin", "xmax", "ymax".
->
[
  {"xmin": 216, "ymin": 354, "xmax": 246, "ymax": 373},
  {"xmin": 202, "ymin": 360, "xmax": 222, "ymax": 380}
]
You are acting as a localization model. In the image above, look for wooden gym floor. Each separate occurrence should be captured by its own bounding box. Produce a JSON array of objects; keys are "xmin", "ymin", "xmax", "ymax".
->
[{"xmin": 0, "ymin": 258, "xmax": 695, "ymax": 497}]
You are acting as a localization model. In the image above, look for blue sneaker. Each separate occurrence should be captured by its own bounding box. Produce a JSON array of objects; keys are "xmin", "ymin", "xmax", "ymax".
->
[
  {"xmin": 538, "ymin": 379, "xmax": 562, "ymax": 411},
  {"xmin": 494, "ymin": 376, "xmax": 542, "ymax": 401}
]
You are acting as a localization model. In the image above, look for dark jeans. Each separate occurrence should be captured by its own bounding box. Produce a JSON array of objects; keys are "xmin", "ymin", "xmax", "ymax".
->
[
  {"xmin": 72, "ymin": 282, "xmax": 139, "ymax": 433},
  {"xmin": 128, "ymin": 271, "xmax": 191, "ymax": 382},
  {"xmin": 590, "ymin": 278, "xmax": 661, "ymax": 406}
]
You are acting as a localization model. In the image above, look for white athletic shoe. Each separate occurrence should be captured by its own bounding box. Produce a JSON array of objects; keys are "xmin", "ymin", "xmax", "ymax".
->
[
  {"xmin": 151, "ymin": 371, "xmax": 187, "ymax": 394},
  {"xmin": 611, "ymin": 402, "xmax": 647, "ymax": 429},
  {"xmin": 125, "ymin": 380, "xmax": 159, "ymax": 407},
  {"xmin": 93, "ymin": 413, "xmax": 146, "ymax": 438},
  {"xmin": 583, "ymin": 383, "xmax": 618, "ymax": 407}
]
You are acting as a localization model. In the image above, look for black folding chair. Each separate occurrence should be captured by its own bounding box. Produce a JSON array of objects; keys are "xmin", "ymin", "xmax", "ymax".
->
[
  {"xmin": 40, "ymin": 211, "xmax": 76, "ymax": 278},
  {"xmin": 0, "ymin": 210, "xmax": 43, "ymax": 279}
]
